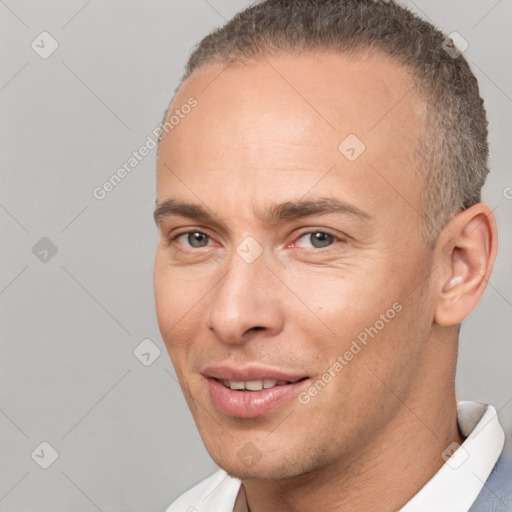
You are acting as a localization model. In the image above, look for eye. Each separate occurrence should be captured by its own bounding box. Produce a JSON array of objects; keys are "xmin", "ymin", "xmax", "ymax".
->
[
  {"xmin": 172, "ymin": 231, "xmax": 211, "ymax": 248},
  {"xmin": 294, "ymin": 231, "xmax": 338, "ymax": 249}
]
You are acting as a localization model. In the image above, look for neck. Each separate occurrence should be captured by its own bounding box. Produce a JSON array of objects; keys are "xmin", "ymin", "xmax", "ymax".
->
[{"xmin": 243, "ymin": 332, "xmax": 464, "ymax": 512}]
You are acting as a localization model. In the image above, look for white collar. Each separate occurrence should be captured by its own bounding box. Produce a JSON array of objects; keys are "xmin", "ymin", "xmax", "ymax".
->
[{"xmin": 400, "ymin": 401, "xmax": 505, "ymax": 512}]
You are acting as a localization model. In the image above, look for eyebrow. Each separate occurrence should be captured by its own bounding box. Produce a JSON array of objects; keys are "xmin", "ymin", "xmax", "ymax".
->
[{"xmin": 154, "ymin": 197, "xmax": 371, "ymax": 228}]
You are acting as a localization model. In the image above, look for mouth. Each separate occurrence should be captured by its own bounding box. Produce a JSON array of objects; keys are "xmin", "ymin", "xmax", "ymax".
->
[
  {"xmin": 202, "ymin": 365, "xmax": 310, "ymax": 418},
  {"xmin": 215, "ymin": 377, "xmax": 308, "ymax": 391}
]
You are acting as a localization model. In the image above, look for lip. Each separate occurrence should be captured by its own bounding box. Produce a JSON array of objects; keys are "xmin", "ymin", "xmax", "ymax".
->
[
  {"xmin": 202, "ymin": 364, "xmax": 310, "ymax": 418},
  {"xmin": 202, "ymin": 364, "xmax": 308, "ymax": 383}
]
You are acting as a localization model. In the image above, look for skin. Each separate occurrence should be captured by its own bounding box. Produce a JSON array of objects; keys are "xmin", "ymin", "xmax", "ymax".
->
[{"xmin": 153, "ymin": 51, "xmax": 497, "ymax": 512}]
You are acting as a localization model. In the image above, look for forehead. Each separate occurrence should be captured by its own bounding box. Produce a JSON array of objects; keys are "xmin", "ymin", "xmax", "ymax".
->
[{"xmin": 156, "ymin": 51, "xmax": 424, "ymax": 228}]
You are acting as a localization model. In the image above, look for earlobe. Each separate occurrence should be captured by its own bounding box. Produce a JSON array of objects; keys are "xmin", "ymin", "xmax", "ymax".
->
[{"xmin": 434, "ymin": 204, "xmax": 498, "ymax": 327}]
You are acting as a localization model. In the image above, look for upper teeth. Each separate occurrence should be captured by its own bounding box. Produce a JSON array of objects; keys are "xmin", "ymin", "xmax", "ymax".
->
[{"xmin": 222, "ymin": 379, "xmax": 290, "ymax": 391}]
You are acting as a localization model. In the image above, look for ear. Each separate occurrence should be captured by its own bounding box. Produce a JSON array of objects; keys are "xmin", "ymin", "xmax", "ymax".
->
[{"xmin": 434, "ymin": 203, "xmax": 498, "ymax": 326}]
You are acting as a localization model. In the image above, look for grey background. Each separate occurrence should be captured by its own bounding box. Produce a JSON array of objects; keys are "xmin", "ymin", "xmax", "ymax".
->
[{"xmin": 1, "ymin": 1, "xmax": 510, "ymax": 510}]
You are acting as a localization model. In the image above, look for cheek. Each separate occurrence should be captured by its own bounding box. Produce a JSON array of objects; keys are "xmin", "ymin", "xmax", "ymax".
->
[
  {"xmin": 154, "ymin": 252, "xmax": 209, "ymax": 323},
  {"xmin": 153, "ymin": 263, "xmax": 176, "ymax": 338},
  {"xmin": 153, "ymin": 259, "xmax": 207, "ymax": 363},
  {"xmin": 285, "ymin": 262, "xmax": 421, "ymax": 391},
  {"xmin": 281, "ymin": 263, "xmax": 392, "ymax": 337},
  {"xmin": 294, "ymin": 306, "xmax": 421, "ymax": 446}
]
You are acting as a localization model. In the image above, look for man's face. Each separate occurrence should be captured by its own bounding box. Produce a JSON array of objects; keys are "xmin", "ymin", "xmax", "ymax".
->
[{"xmin": 154, "ymin": 51, "xmax": 437, "ymax": 479}]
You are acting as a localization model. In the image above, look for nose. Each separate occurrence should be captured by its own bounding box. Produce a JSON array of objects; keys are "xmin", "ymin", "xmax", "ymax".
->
[{"xmin": 205, "ymin": 249, "xmax": 284, "ymax": 345}]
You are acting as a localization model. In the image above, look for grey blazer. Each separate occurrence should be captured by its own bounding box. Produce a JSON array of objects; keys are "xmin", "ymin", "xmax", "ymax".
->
[{"xmin": 469, "ymin": 447, "xmax": 512, "ymax": 511}]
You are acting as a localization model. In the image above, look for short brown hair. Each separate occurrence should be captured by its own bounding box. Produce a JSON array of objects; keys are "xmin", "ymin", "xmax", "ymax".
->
[{"xmin": 170, "ymin": 0, "xmax": 489, "ymax": 245}]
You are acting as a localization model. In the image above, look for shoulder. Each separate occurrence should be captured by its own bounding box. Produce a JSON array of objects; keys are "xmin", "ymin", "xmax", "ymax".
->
[
  {"xmin": 470, "ymin": 446, "xmax": 512, "ymax": 511},
  {"xmin": 165, "ymin": 469, "xmax": 242, "ymax": 512}
]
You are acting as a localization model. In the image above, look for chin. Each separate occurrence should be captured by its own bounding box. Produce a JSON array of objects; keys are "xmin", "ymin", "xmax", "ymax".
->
[
  {"xmin": 222, "ymin": 463, "xmax": 300, "ymax": 482},
  {"xmin": 210, "ymin": 447, "xmax": 326, "ymax": 482}
]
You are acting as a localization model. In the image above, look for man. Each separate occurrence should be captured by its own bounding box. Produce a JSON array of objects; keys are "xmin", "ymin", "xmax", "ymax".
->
[{"xmin": 153, "ymin": 0, "xmax": 511, "ymax": 510}]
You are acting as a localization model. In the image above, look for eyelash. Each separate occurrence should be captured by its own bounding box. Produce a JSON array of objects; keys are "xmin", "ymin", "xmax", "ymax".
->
[{"xmin": 167, "ymin": 229, "xmax": 343, "ymax": 251}]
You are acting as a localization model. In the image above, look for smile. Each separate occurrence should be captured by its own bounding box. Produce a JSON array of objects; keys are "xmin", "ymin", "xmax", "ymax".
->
[
  {"xmin": 205, "ymin": 376, "xmax": 310, "ymax": 418},
  {"xmin": 218, "ymin": 378, "xmax": 304, "ymax": 391}
]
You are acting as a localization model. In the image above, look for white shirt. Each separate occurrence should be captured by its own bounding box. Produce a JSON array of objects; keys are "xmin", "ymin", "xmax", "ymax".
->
[{"xmin": 166, "ymin": 401, "xmax": 505, "ymax": 512}]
